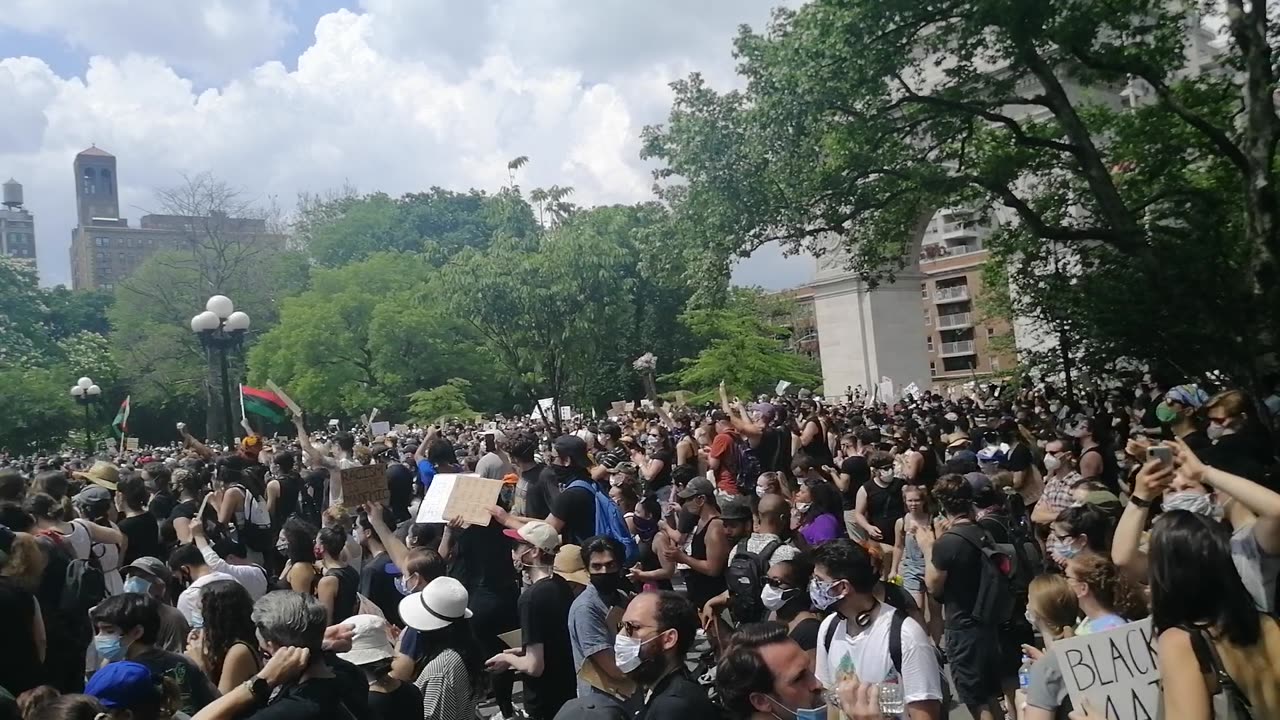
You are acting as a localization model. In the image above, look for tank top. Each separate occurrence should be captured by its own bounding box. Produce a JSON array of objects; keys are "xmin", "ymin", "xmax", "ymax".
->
[
  {"xmin": 865, "ymin": 478, "xmax": 906, "ymax": 543},
  {"xmin": 683, "ymin": 517, "xmax": 727, "ymax": 611},
  {"xmin": 325, "ymin": 566, "xmax": 361, "ymax": 622},
  {"xmin": 800, "ymin": 420, "xmax": 835, "ymax": 467},
  {"xmin": 900, "ymin": 516, "xmax": 927, "ymax": 578},
  {"xmin": 1079, "ymin": 445, "xmax": 1120, "ymax": 494},
  {"xmin": 272, "ymin": 474, "xmax": 300, "ymax": 527}
]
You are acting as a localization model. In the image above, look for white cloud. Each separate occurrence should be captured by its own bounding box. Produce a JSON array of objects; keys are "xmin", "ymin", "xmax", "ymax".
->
[{"xmin": 0, "ymin": 1, "xmax": 812, "ymax": 288}]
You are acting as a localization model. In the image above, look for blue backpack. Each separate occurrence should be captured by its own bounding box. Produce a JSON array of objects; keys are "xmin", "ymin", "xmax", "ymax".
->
[{"xmin": 567, "ymin": 479, "xmax": 639, "ymax": 564}]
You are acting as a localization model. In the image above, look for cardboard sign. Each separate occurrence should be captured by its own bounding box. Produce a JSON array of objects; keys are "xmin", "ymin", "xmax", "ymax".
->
[
  {"xmin": 369, "ymin": 421, "xmax": 391, "ymax": 437},
  {"xmin": 125, "ymin": 437, "xmax": 139, "ymax": 451},
  {"xmin": 775, "ymin": 380, "xmax": 792, "ymax": 396},
  {"xmin": 610, "ymin": 401, "xmax": 627, "ymax": 416},
  {"xmin": 340, "ymin": 463, "xmax": 389, "ymax": 507},
  {"xmin": 265, "ymin": 380, "xmax": 302, "ymax": 416},
  {"xmin": 1054, "ymin": 619, "xmax": 1160, "ymax": 720},
  {"xmin": 498, "ymin": 629, "xmax": 523, "ymax": 648},
  {"xmin": 536, "ymin": 398, "xmax": 555, "ymax": 420},
  {"xmin": 416, "ymin": 473, "xmax": 503, "ymax": 526},
  {"xmin": 393, "ymin": 424, "xmax": 409, "ymax": 434}
]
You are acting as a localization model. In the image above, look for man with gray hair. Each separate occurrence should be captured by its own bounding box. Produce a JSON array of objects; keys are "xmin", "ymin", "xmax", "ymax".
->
[{"xmin": 190, "ymin": 592, "xmax": 360, "ymax": 720}]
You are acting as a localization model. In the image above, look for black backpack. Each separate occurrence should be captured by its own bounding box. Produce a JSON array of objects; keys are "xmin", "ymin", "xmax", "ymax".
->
[
  {"xmin": 978, "ymin": 512, "xmax": 1042, "ymax": 598},
  {"xmin": 725, "ymin": 538, "xmax": 782, "ymax": 624},
  {"xmin": 38, "ymin": 530, "xmax": 108, "ymax": 617},
  {"xmin": 820, "ymin": 608, "xmax": 953, "ymax": 709},
  {"xmin": 944, "ymin": 526, "xmax": 1016, "ymax": 626},
  {"xmin": 732, "ymin": 437, "xmax": 763, "ymax": 496}
]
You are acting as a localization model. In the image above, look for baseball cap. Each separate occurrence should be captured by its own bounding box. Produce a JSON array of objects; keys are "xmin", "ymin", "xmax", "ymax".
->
[
  {"xmin": 677, "ymin": 476, "xmax": 716, "ymax": 500},
  {"xmin": 85, "ymin": 661, "xmax": 160, "ymax": 709},
  {"xmin": 74, "ymin": 485, "xmax": 112, "ymax": 507},
  {"xmin": 750, "ymin": 402, "xmax": 777, "ymax": 421},
  {"xmin": 503, "ymin": 520, "xmax": 561, "ymax": 553},
  {"xmin": 964, "ymin": 472, "xmax": 994, "ymax": 495},
  {"xmin": 720, "ymin": 499, "xmax": 752, "ymax": 522},
  {"xmin": 553, "ymin": 544, "xmax": 590, "ymax": 586},
  {"xmin": 552, "ymin": 435, "xmax": 591, "ymax": 468}
]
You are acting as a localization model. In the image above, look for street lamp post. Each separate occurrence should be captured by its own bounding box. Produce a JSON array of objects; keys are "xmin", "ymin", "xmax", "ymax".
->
[
  {"xmin": 69, "ymin": 376, "xmax": 102, "ymax": 455},
  {"xmin": 191, "ymin": 295, "xmax": 251, "ymax": 449}
]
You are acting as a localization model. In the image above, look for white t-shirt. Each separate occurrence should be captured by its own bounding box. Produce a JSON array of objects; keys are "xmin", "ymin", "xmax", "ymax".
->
[{"xmin": 815, "ymin": 604, "xmax": 942, "ymax": 716}]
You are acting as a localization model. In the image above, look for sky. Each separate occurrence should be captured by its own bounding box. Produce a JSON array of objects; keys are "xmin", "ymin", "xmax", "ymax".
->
[{"xmin": 0, "ymin": 0, "xmax": 815, "ymax": 289}]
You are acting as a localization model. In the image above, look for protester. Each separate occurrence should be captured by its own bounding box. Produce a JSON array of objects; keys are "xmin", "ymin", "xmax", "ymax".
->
[
  {"xmin": 0, "ymin": 527, "xmax": 46, "ymax": 696},
  {"xmin": 617, "ymin": 590, "xmax": 716, "ymax": 718},
  {"xmin": 663, "ymin": 477, "xmax": 728, "ymax": 622},
  {"xmin": 83, "ymin": 661, "xmax": 182, "ymax": 720},
  {"xmin": 398, "ymin": 576, "xmax": 484, "ymax": 720},
  {"xmin": 188, "ymin": 518, "xmax": 269, "ymax": 601},
  {"xmin": 765, "ymin": 558, "xmax": 821, "ymax": 654},
  {"xmin": 1021, "ymin": 574, "xmax": 1080, "ymax": 720},
  {"xmin": 168, "ymin": 543, "xmax": 234, "ymax": 628},
  {"xmin": 335, "ymin": 615, "xmax": 422, "ymax": 720},
  {"xmin": 184, "ymin": 579, "xmax": 260, "ymax": 693},
  {"xmin": 121, "ymin": 558, "xmax": 189, "ymax": 654},
  {"xmin": 567, "ymin": 536, "xmax": 631, "ymax": 705},
  {"xmin": 715, "ymin": 622, "xmax": 827, "ymax": 719},
  {"xmin": 114, "ymin": 476, "xmax": 160, "ymax": 565},
  {"xmin": 315, "ymin": 526, "xmax": 360, "ymax": 625}
]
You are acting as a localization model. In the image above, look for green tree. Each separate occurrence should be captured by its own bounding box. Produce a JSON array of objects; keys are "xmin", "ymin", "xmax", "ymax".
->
[
  {"xmin": 643, "ymin": 0, "xmax": 1280, "ymax": 385},
  {"xmin": 0, "ymin": 366, "xmax": 81, "ymax": 454},
  {"xmin": 408, "ymin": 378, "xmax": 479, "ymax": 423},
  {"xmin": 665, "ymin": 288, "xmax": 821, "ymax": 402}
]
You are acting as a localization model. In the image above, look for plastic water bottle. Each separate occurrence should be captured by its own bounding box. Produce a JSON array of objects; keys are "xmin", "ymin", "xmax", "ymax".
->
[
  {"xmin": 879, "ymin": 668, "xmax": 905, "ymax": 716},
  {"xmin": 1018, "ymin": 654, "xmax": 1033, "ymax": 689}
]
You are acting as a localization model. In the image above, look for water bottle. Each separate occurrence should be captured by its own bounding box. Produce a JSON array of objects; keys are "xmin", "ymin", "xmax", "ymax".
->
[
  {"xmin": 879, "ymin": 668, "xmax": 905, "ymax": 716},
  {"xmin": 1018, "ymin": 654, "xmax": 1033, "ymax": 689}
]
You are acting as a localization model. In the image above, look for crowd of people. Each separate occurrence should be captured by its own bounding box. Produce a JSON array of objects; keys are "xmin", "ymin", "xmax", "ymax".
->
[{"xmin": 0, "ymin": 374, "xmax": 1278, "ymax": 720}]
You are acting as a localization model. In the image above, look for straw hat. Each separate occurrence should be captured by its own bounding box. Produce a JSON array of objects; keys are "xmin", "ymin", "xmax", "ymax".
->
[{"xmin": 73, "ymin": 460, "xmax": 120, "ymax": 491}]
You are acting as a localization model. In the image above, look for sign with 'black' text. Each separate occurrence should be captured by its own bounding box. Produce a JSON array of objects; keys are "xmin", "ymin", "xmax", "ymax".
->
[{"xmin": 1053, "ymin": 618, "xmax": 1161, "ymax": 720}]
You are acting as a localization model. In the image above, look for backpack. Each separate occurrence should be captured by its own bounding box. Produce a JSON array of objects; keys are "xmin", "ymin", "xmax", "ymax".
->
[
  {"xmin": 944, "ymin": 526, "xmax": 1015, "ymax": 626},
  {"xmin": 567, "ymin": 480, "xmax": 639, "ymax": 564},
  {"xmin": 232, "ymin": 484, "xmax": 274, "ymax": 553},
  {"xmin": 725, "ymin": 538, "xmax": 782, "ymax": 624},
  {"xmin": 732, "ymin": 437, "xmax": 762, "ymax": 496},
  {"xmin": 978, "ymin": 511, "xmax": 1042, "ymax": 598},
  {"xmin": 39, "ymin": 528, "xmax": 108, "ymax": 616}
]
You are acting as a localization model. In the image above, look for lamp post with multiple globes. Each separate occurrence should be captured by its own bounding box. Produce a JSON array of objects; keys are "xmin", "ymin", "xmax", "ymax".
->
[
  {"xmin": 69, "ymin": 376, "xmax": 102, "ymax": 454},
  {"xmin": 190, "ymin": 295, "xmax": 250, "ymax": 449}
]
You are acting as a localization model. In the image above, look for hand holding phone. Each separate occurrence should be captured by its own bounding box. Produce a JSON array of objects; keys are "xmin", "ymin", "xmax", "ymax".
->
[{"xmin": 1149, "ymin": 445, "xmax": 1173, "ymax": 468}]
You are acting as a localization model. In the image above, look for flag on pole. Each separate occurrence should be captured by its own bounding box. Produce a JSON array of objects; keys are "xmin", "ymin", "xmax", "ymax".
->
[
  {"xmin": 240, "ymin": 385, "xmax": 288, "ymax": 424},
  {"xmin": 111, "ymin": 396, "xmax": 130, "ymax": 437}
]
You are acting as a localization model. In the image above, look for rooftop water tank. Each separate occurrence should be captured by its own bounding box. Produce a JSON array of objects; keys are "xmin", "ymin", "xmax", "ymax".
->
[{"xmin": 2, "ymin": 179, "xmax": 22, "ymax": 209}]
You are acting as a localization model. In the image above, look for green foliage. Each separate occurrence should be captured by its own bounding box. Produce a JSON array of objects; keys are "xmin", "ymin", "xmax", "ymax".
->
[
  {"xmin": 0, "ymin": 366, "xmax": 81, "ymax": 454},
  {"xmin": 408, "ymin": 379, "xmax": 479, "ymax": 423},
  {"xmin": 247, "ymin": 253, "xmax": 507, "ymax": 422},
  {"xmin": 665, "ymin": 288, "xmax": 821, "ymax": 401}
]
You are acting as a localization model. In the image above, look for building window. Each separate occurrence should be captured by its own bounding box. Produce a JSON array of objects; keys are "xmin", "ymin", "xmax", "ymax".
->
[
  {"xmin": 926, "ymin": 336, "xmax": 934, "ymax": 351},
  {"xmin": 924, "ymin": 309, "xmax": 932, "ymax": 326},
  {"xmin": 102, "ymin": 283, "xmax": 113, "ymax": 290},
  {"xmin": 920, "ymin": 283, "xmax": 928, "ymax": 298},
  {"xmin": 930, "ymin": 362, "xmax": 937, "ymax": 376},
  {"xmin": 992, "ymin": 358, "xmax": 1001, "ymax": 371},
  {"xmin": 82, "ymin": 167, "xmax": 97, "ymax": 195},
  {"xmin": 100, "ymin": 169, "xmax": 113, "ymax": 196},
  {"xmin": 986, "ymin": 327, "xmax": 995, "ymax": 337}
]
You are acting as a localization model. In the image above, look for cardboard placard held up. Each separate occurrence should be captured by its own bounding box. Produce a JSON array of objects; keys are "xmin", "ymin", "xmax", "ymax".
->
[
  {"xmin": 1053, "ymin": 618, "xmax": 1160, "ymax": 720},
  {"xmin": 265, "ymin": 380, "xmax": 302, "ymax": 415},
  {"xmin": 392, "ymin": 424, "xmax": 409, "ymax": 434},
  {"xmin": 578, "ymin": 606, "xmax": 634, "ymax": 699},
  {"xmin": 125, "ymin": 437, "xmax": 139, "ymax": 451},
  {"xmin": 369, "ymin": 421, "xmax": 391, "ymax": 437},
  {"xmin": 416, "ymin": 474, "xmax": 503, "ymax": 526},
  {"xmin": 610, "ymin": 401, "xmax": 626, "ymax": 416},
  {"xmin": 340, "ymin": 463, "xmax": 389, "ymax": 507}
]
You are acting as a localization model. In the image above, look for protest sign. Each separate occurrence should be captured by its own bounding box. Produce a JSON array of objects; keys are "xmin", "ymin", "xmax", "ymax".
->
[
  {"xmin": 902, "ymin": 382, "xmax": 921, "ymax": 400},
  {"xmin": 775, "ymin": 380, "xmax": 792, "ymax": 396},
  {"xmin": 125, "ymin": 437, "xmax": 139, "ymax": 451},
  {"xmin": 498, "ymin": 629, "xmax": 523, "ymax": 648},
  {"xmin": 369, "ymin": 421, "xmax": 391, "ymax": 437},
  {"xmin": 265, "ymin": 380, "xmax": 302, "ymax": 416},
  {"xmin": 416, "ymin": 474, "xmax": 503, "ymax": 526},
  {"xmin": 624, "ymin": 402, "xmax": 635, "ymax": 411},
  {"xmin": 536, "ymin": 398, "xmax": 555, "ymax": 420},
  {"xmin": 340, "ymin": 463, "xmax": 389, "ymax": 507},
  {"xmin": 878, "ymin": 376, "xmax": 895, "ymax": 404},
  {"xmin": 610, "ymin": 401, "xmax": 626, "ymax": 416},
  {"xmin": 1054, "ymin": 618, "xmax": 1160, "ymax": 720},
  {"xmin": 105, "ymin": 437, "xmax": 118, "ymax": 453},
  {"xmin": 559, "ymin": 405, "xmax": 573, "ymax": 420},
  {"xmin": 328, "ymin": 419, "xmax": 340, "ymax": 428},
  {"xmin": 393, "ymin": 424, "xmax": 409, "ymax": 434}
]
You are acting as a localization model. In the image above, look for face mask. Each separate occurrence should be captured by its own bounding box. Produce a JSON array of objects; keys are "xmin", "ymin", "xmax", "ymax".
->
[
  {"xmin": 190, "ymin": 608, "xmax": 204, "ymax": 630},
  {"xmin": 766, "ymin": 696, "xmax": 828, "ymax": 720},
  {"xmin": 395, "ymin": 574, "xmax": 422, "ymax": 596},
  {"xmin": 610, "ymin": 476, "xmax": 625, "ymax": 488},
  {"xmin": 123, "ymin": 576, "xmax": 151, "ymax": 595},
  {"xmin": 94, "ymin": 633, "xmax": 129, "ymax": 662},
  {"xmin": 590, "ymin": 573, "xmax": 623, "ymax": 595},
  {"xmin": 761, "ymin": 584, "xmax": 796, "ymax": 611},
  {"xmin": 676, "ymin": 509, "xmax": 699, "ymax": 535},
  {"xmin": 808, "ymin": 578, "xmax": 846, "ymax": 611},
  {"xmin": 1163, "ymin": 491, "xmax": 1223, "ymax": 519},
  {"xmin": 1207, "ymin": 423, "xmax": 1231, "ymax": 440},
  {"xmin": 756, "ymin": 485, "xmax": 770, "ymax": 498},
  {"xmin": 1025, "ymin": 607, "xmax": 1038, "ymax": 627},
  {"xmin": 795, "ymin": 502, "xmax": 811, "ymax": 514},
  {"xmin": 1050, "ymin": 537, "xmax": 1081, "ymax": 563},
  {"xmin": 1155, "ymin": 403, "xmax": 1178, "ymax": 424},
  {"xmin": 614, "ymin": 632, "xmax": 662, "ymax": 674},
  {"xmin": 1043, "ymin": 453, "xmax": 1061, "ymax": 473}
]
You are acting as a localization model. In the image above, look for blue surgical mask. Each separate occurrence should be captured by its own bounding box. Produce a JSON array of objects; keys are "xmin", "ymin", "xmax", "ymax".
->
[
  {"xmin": 94, "ymin": 633, "xmax": 129, "ymax": 662},
  {"xmin": 1050, "ymin": 537, "xmax": 1081, "ymax": 562},
  {"xmin": 1163, "ymin": 491, "xmax": 1223, "ymax": 520},
  {"xmin": 808, "ymin": 578, "xmax": 846, "ymax": 610},
  {"xmin": 767, "ymin": 695, "xmax": 828, "ymax": 720},
  {"xmin": 190, "ymin": 608, "xmax": 204, "ymax": 630},
  {"xmin": 123, "ymin": 576, "xmax": 151, "ymax": 595}
]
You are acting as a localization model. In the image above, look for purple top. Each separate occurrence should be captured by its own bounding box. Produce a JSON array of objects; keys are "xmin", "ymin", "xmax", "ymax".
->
[{"xmin": 800, "ymin": 513, "xmax": 843, "ymax": 546}]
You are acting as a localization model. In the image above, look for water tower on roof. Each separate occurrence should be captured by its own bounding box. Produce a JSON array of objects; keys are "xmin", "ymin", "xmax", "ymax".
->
[{"xmin": 2, "ymin": 178, "xmax": 22, "ymax": 209}]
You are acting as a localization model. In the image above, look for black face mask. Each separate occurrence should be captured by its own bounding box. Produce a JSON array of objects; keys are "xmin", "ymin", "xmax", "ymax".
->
[
  {"xmin": 676, "ymin": 508, "xmax": 699, "ymax": 534},
  {"xmin": 590, "ymin": 572, "xmax": 622, "ymax": 596},
  {"xmin": 551, "ymin": 464, "xmax": 580, "ymax": 485}
]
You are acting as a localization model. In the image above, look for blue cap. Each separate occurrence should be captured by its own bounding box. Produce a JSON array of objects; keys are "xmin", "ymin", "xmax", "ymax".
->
[{"xmin": 85, "ymin": 661, "xmax": 158, "ymax": 709}]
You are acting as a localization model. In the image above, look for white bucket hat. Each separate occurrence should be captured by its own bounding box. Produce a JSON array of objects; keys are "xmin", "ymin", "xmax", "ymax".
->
[
  {"xmin": 336, "ymin": 614, "xmax": 394, "ymax": 666},
  {"xmin": 399, "ymin": 576, "xmax": 473, "ymax": 632}
]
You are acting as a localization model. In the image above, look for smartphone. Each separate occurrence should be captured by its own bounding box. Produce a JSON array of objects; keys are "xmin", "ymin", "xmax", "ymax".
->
[{"xmin": 1149, "ymin": 445, "xmax": 1173, "ymax": 468}]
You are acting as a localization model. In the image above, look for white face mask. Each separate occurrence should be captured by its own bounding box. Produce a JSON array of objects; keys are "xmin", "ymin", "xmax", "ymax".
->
[
  {"xmin": 1163, "ymin": 491, "xmax": 1223, "ymax": 519},
  {"xmin": 756, "ymin": 485, "xmax": 770, "ymax": 498},
  {"xmin": 1043, "ymin": 453, "xmax": 1061, "ymax": 473},
  {"xmin": 614, "ymin": 631, "xmax": 663, "ymax": 674},
  {"xmin": 1207, "ymin": 423, "xmax": 1233, "ymax": 441},
  {"xmin": 761, "ymin": 584, "xmax": 795, "ymax": 611}
]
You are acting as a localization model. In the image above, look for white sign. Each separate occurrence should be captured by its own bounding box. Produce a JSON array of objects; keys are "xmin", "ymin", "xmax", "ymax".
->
[
  {"xmin": 559, "ymin": 405, "xmax": 573, "ymax": 420},
  {"xmin": 902, "ymin": 382, "xmax": 920, "ymax": 400},
  {"xmin": 878, "ymin": 376, "xmax": 895, "ymax": 403},
  {"xmin": 1054, "ymin": 618, "xmax": 1160, "ymax": 720},
  {"xmin": 416, "ymin": 473, "xmax": 503, "ymax": 526},
  {"xmin": 775, "ymin": 380, "xmax": 792, "ymax": 396},
  {"xmin": 369, "ymin": 421, "xmax": 391, "ymax": 436},
  {"xmin": 105, "ymin": 437, "xmax": 118, "ymax": 453},
  {"xmin": 537, "ymin": 397, "xmax": 555, "ymax": 420},
  {"xmin": 265, "ymin": 380, "xmax": 302, "ymax": 416},
  {"xmin": 393, "ymin": 424, "xmax": 409, "ymax": 435}
]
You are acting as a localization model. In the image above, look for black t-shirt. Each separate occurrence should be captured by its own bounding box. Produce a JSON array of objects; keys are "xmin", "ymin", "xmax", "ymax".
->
[
  {"xmin": 625, "ymin": 669, "xmax": 718, "ymax": 720},
  {"xmin": 524, "ymin": 464, "xmax": 559, "ymax": 520},
  {"xmin": 247, "ymin": 676, "xmax": 357, "ymax": 720},
  {"xmin": 168, "ymin": 499, "xmax": 199, "ymax": 522},
  {"xmin": 839, "ymin": 456, "xmax": 870, "ymax": 510},
  {"xmin": 790, "ymin": 617, "xmax": 821, "ymax": 652},
  {"xmin": 648, "ymin": 448, "xmax": 675, "ymax": 495},
  {"xmin": 148, "ymin": 491, "xmax": 176, "ymax": 522},
  {"xmin": 519, "ymin": 574, "xmax": 577, "ymax": 719},
  {"xmin": 448, "ymin": 521, "xmax": 518, "ymax": 593},
  {"xmin": 132, "ymin": 647, "xmax": 219, "ymax": 715},
  {"xmin": 0, "ymin": 579, "xmax": 41, "ymax": 695},
  {"xmin": 359, "ymin": 551, "xmax": 402, "ymax": 626},
  {"xmin": 272, "ymin": 473, "xmax": 302, "ymax": 526},
  {"xmin": 757, "ymin": 427, "xmax": 789, "ymax": 474},
  {"xmin": 1180, "ymin": 430, "xmax": 1213, "ymax": 455},
  {"xmin": 929, "ymin": 522, "xmax": 986, "ymax": 628},
  {"xmin": 550, "ymin": 483, "xmax": 597, "ymax": 546},
  {"xmin": 1002, "ymin": 443, "xmax": 1032, "ymax": 472},
  {"xmin": 366, "ymin": 682, "xmax": 422, "ymax": 720},
  {"xmin": 119, "ymin": 512, "xmax": 161, "ymax": 564}
]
